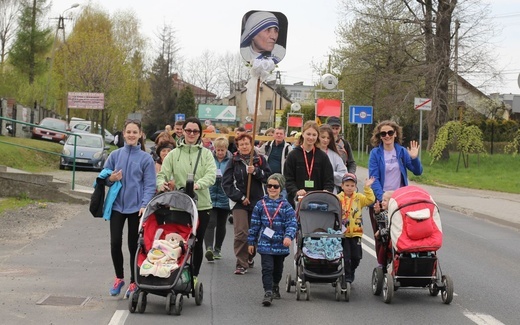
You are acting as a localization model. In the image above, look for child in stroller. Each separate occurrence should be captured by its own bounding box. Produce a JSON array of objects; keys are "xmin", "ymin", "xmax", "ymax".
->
[
  {"xmin": 371, "ymin": 185, "xmax": 454, "ymax": 304},
  {"xmin": 128, "ymin": 191, "xmax": 204, "ymax": 315}
]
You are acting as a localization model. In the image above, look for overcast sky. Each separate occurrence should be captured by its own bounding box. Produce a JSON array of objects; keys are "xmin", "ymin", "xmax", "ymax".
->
[{"xmin": 49, "ymin": 0, "xmax": 520, "ymax": 95}]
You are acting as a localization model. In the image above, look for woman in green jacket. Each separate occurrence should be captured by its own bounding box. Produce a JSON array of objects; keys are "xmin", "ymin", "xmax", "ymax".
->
[{"xmin": 157, "ymin": 117, "xmax": 216, "ymax": 281}]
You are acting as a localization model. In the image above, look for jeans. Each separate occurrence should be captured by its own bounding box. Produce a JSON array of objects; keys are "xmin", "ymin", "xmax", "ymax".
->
[
  {"xmin": 204, "ymin": 207, "xmax": 229, "ymax": 251},
  {"xmin": 261, "ymin": 254, "xmax": 287, "ymax": 292}
]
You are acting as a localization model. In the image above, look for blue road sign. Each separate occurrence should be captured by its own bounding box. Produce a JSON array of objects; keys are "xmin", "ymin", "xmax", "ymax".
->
[
  {"xmin": 349, "ymin": 105, "xmax": 373, "ymax": 124},
  {"xmin": 175, "ymin": 113, "xmax": 185, "ymax": 122}
]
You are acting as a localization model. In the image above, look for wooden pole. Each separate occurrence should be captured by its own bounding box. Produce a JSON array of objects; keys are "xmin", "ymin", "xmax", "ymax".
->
[{"xmin": 246, "ymin": 77, "xmax": 261, "ymax": 200}]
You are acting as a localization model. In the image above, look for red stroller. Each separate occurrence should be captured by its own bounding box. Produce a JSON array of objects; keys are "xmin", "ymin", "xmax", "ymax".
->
[
  {"xmin": 128, "ymin": 191, "xmax": 203, "ymax": 315},
  {"xmin": 371, "ymin": 185, "xmax": 454, "ymax": 304}
]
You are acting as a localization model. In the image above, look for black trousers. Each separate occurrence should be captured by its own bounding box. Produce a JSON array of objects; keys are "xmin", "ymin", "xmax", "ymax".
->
[
  {"xmin": 110, "ymin": 210, "xmax": 139, "ymax": 283},
  {"xmin": 204, "ymin": 207, "xmax": 229, "ymax": 251},
  {"xmin": 261, "ymin": 254, "xmax": 287, "ymax": 292},
  {"xmin": 342, "ymin": 237, "xmax": 363, "ymax": 281}
]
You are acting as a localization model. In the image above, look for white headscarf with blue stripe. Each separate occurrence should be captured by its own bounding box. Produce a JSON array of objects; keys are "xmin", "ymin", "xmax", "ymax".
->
[{"xmin": 241, "ymin": 11, "xmax": 279, "ymax": 47}]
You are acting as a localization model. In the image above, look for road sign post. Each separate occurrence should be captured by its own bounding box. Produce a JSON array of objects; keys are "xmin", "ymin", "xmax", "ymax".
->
[
  {"xmin": 349, "ymin": 105, "xmax": 373, "ymax": 160},
  {"xmin": 414, "ymin": 98, "xmax": 432, "ymax": 161}
]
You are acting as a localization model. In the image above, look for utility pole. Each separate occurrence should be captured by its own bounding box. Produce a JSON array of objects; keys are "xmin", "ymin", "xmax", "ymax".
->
[
  {"xmin": 454, "ymin": 19, "xmax": 460, "ymax": 121},
  {"xmin": 43, "ymin": 3, "xmax": 79, "ymax": 112}
]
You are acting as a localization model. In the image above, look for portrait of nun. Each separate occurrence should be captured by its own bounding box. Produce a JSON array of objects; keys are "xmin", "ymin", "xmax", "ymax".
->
[{"xmin": 240, "ymin": 10, "xmax": 288, "ymax": 64}]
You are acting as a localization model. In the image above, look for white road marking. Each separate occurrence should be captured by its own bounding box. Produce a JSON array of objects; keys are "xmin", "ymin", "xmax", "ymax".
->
[
  {"xmin": 108, "ymin": 310, "xmax": 129, "ymax": 325},
  {"xmin": 464, "ymin": 311, "xmax": 505, "ymax": 325}
]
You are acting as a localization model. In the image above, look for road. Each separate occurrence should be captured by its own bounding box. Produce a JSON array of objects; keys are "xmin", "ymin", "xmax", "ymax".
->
[{"xmin": 0, "ymin": 197, "xmax": 517, "ymax": 325}]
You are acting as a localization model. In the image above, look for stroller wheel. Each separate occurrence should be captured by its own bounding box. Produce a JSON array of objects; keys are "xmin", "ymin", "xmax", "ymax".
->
[
  {"xmin": 296, "ymin": 281, "xmax": 301, "ymax": 301},
  {"xmin": 285, "ymin": 274, "xmax": 292, "ymax": 293},
  {"xmin": 344, "ymin": 282, "xmax": 351, "ymax": 302},
  {"xmin": 441, "ymin": 275, "xmax": 454, "ymax": 304},
  {"xmin": 383, "ymin": 274, "xmax": 394, "ymax": 304},
  {"xmin": 128, "ymin": 291, "xmax": 138, "ymax": 313},
  {"xmin": 372, "ymin": 267, "xmax": 384, "ymax": 296},
  {"xmin": 165, "ymin": 293, "xmax": 174, "ymax": 315},
  {"xmin": 305, "ymin": 281, "xmax": 311, "ymax": 301},
  {"xmin": 335, "ymin": 281, "xmax": 341, "ymax": 301},
  {"xmin": 137, "ymin": 291, "xmax": 147, "ymax": 314},
  {"xmin": 173, "ymin": 293, "xmax": 183, "ymax": 315},
  {"xmin": 429, "ymin": 282, "xmax": 440, "ymax": 296},
  {"xmin": 195, "ymin": 281, "xmax": 203, "ymax": 306}
]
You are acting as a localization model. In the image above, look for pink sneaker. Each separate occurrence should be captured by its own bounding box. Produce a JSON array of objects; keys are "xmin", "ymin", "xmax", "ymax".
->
[{"xmin": 109, "ymin": 278, "xmax": 125, "ymax": 296}]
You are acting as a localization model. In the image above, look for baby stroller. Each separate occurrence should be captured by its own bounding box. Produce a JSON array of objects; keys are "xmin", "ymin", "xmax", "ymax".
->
[
  {"xmin": 371, "ymin": 185, "xmax": 453, "ymax": 304},
  {"xmin": 128, "ymin": 191, "xmax": 203, "ymax": 315},
  {"xmin": 285, "ymin": 191, "xmax": 349, "ymax": 301}
]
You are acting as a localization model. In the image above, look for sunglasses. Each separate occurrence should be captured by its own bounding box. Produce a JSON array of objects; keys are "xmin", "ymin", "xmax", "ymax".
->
[
  {"xmin": 124, "ymin": 119, "xmax": 141, "ymax": 126},
  {"xmin": 184, "ymin": 129, "xmax": 200, "ymax": 135},
  {"xmin": 379, "ymin": 130, "xmax": 395, "ymax": 138},
  {"xmin": 266, "ymin": 184, "xmax": 280, "ymax": 189}
]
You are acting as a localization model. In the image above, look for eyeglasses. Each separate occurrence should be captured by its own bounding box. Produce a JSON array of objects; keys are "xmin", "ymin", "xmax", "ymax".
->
[
  {"xmin": 379, "ymin": 130, "xmax": 395, "ymax": 138},
  {"xmin": 124, "ymin": 119, "xmax": 141, "ymax": 126},
  {"xmin": 266, "ymin": 184, "xmax": 280, "ymax": 189},
  {"xmin": 184, "ymin": 129, "xmax": 200, "ymax": 135}
]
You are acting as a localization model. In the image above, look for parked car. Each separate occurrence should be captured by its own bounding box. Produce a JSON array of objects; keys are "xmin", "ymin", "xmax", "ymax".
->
[
  {"xmin": 31, "ymin": 117, "xmax": 69, "ymax": 143},
  {"xmin": 59, "ymin": 133, "xmax": 109, "ymax": 171},
  {"xmin": 70, "ymin": 122, "xmax": 115, "ymax": 144}
]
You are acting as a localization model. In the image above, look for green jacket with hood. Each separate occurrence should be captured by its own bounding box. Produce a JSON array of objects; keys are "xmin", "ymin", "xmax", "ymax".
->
[{"xmin": 156, "ymin": 139, "xmax": 216, "ymax": 210}]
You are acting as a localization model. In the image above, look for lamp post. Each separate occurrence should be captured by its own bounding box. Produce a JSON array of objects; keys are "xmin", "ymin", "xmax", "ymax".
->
[{"xmin": 42, "ymin": 3, "xmax": 79, "ymax": 114}]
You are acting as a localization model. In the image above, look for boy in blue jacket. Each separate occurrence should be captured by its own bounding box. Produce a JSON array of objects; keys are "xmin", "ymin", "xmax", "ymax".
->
[{"xmin": 248, "ymin": 174, "xmax": 297, "ymax": 306}]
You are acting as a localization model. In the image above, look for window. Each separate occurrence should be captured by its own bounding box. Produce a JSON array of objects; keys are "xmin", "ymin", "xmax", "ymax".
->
[{"xmin": 265, "ymin": 100, "xmax": 273, "ymax": 110}]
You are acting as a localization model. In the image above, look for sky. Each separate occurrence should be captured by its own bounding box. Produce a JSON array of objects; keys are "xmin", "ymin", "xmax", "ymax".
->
[{"xmin": 49, "ymin": 0, "xmax": 520, "ymax": 95}]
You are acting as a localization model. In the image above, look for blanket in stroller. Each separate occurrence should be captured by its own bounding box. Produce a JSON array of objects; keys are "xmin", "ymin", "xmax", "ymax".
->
[
  {"xmin": 388, "ymin": 185, "xmax": 442, "ymax": 253},
  {"xmin": 302, "ymin": 228, "xmax": 343, "ymax": 260},
  {"xmin": 140, "ymin": 232, "xmax": 183, "ymax": 278}
]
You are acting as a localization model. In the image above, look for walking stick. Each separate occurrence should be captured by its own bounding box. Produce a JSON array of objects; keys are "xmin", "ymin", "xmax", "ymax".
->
[{"xmin": 246, "ymin": 77, "xmax": 261, "ymax": 200}]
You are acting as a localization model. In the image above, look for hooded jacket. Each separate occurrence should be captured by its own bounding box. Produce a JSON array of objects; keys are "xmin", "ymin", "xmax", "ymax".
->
[
  {"xmin": 156, "ymin": 139, "xmax": 216, "ymax": 211},
  {"xmin": 337, "ymin": 186, "xmax": 375, "ymax": 238},
  {"xmin": 222, "ymin": 151, "xmax": 272, "ymax": 212},
  {"xmin": 247, "ymin": 195, "xmax": 297, "ymax": 255},
  {"xmin": 103, "ymin": 144, "xmax": 156, "ymax": 214},
  {"xmin": 210, "ymin": 150, "xmax": 232, "ymax": 210}
]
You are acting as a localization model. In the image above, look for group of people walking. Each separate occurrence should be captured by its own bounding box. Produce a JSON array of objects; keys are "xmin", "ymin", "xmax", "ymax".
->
[{"xmin": 98, "ymin": 116, "xmax": 423, "ymax": 306}]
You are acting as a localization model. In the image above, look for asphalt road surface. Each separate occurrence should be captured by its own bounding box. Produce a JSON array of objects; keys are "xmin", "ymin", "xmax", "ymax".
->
[{"xmin": 0, "ymin": 198, "xmax": 517, "ymax": 325}]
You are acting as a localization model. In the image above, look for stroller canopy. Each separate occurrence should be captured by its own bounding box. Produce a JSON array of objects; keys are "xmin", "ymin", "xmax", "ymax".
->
[
  {"xmin": 142, "ymin": 191, "xmax": 199, "ymax": 236},
  {"xmin": 298, "ymin": 191, "xmax": 342, "ymax": 234}
]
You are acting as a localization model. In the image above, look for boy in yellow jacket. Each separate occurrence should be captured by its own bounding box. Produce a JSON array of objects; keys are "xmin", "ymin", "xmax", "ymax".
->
[{"xmin": 337, "ymin": 173, "xmax": 375, "ymax": 283}]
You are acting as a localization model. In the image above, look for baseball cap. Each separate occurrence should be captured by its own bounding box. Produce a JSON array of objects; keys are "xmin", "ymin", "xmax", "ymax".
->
[
  {"xmin": 342, "ymin": 173, "xmax": 357, "ymax": 184},
  {"xmin": 327, "ymin": 116, "xmax": 341, "ymax": 126}
]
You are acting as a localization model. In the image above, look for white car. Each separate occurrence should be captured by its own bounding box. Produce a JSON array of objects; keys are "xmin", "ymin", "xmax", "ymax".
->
[{"xmin": 71, "ymin": 122, "xmax": 114, "ymax": 144}]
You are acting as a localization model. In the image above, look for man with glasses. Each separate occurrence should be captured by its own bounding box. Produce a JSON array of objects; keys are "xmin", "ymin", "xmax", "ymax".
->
[
  {"xmin": 326, "ymin": 116, "xmax": 357, "ymax": 174},
  {"xmin": 157, "ymin": 117, "xmax": 217, "ymax": 284}
]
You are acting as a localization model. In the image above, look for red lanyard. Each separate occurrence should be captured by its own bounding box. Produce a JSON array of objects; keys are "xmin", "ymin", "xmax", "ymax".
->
[
  {"xmin": 302, "ymin": 147, "xmax": 315, "ymax": 180},
  {"xmin": 342, "ymin": 194, "xmax": 354, "ymax": 223},
  {"xmin": 262, "ymin": 199, "xmax": 284, "ymax": 228}
]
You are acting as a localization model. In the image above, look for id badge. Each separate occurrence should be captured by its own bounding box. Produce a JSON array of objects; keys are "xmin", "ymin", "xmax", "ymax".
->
[
  {"xmin": 304, "ymin": 180, "xmax": 314, "ymax": 188},
  {"xmin": 216, "ymin": 168, "xmax": 222, "ymax": 177},
  {"xmin": 263, "ymin": 227, "xmax": 275, "ymax": 238}
]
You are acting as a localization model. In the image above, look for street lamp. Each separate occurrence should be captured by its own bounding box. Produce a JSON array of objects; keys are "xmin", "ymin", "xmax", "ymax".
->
[{"xmin": 42, "ymin": 3, "xmax": 80, "ymax": 113}]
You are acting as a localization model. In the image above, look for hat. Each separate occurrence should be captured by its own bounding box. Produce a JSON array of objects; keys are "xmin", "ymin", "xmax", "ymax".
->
[
  {"xmin": 327, "ymin": 116, "xmax": 341, "ymax": 126},
  {"xmin": 342, "ymin": 173, "xmax": 357, "ymax": 184},
  {"xmin": 267, "ymin": 173, "xmax": 285, "ymax": 189},
  {"xmin": 241, "ymin": 11, "xmax": 279, "ymax": 47}
]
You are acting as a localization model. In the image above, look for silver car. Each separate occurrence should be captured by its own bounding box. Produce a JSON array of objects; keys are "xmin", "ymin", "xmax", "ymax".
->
[
  {"xmin": 60, "ymin": 133, "xmax": 109, "ymax": 171},
  {"xmin": 71, "ymin": 122, "xmax": 115, "ymax": 144}
]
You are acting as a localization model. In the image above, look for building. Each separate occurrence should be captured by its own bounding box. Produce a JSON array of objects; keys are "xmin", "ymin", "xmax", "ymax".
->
[
  {"xmin": 172, "ymin": 73, "xmax": 217, "ymax": 104},
  {"xmin": 283, "ymin": 81, "xmax": 315, "ymax": 104}
]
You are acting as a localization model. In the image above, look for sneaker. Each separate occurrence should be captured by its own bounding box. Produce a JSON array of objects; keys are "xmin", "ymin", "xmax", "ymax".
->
[
  {"xmin": 272, "ymin": 285, "xmax": 281, "ymax": 299},
  {"xmin": 193, "ymin": 276, "xmax": 198, "ymax": 287},
  {"xmin": 234, "ymin": 266, "xmax": 247, "ymax": 275},
  {"xmin": 124, "ymin": 282, "xmax": 137, "ymax": 299},
  {"xmin": 262, "ymin": 291, "xmax": 273, "ymax": 306},
  {"xmin": 213, "ymin": 249, "xmax": 222, "ymax": 259},
  {"xmin": 109, "ymin": 278, "xmax": 125, "ymax": 296},
  {"xmin": 205, "ymin": 248, "xmax": 214, "ymax": 262},
  {"xmin": 248, "ymin": 257, "xmax": 255, "ymax": 268}
]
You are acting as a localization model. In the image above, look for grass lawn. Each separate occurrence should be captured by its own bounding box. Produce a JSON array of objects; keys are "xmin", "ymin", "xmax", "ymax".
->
[{"xmin": 355, "ymin": 150, "xmax": 520, "ymax": 194}]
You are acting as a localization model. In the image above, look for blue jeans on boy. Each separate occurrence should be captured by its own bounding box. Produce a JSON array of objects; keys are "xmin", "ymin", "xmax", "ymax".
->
[{"xmin": 261, "ymin": 254, "xmax": 287, "ymax": 292}]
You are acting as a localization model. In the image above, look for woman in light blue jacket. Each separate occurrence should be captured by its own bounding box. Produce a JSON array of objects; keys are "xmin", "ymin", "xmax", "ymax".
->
[{"xmin": 103, "ymin": 119, "xmax": 156, "ymax": 298}]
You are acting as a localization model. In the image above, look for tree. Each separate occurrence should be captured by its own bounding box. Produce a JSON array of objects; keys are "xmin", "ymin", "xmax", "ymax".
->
[
  {"xmin": 429, "ymin": 121, "xmax": 487, "ymax": 169},
  {"xmin": 9, "ymin": 0, "xmax": 52, "ymax": 84},
  {"xmin": 0, "ymin": 0, "xmax": 20, "ymax": 67},
  {"xmin": 144, "ymin": 23, "xmax": 179, "ymax": 134},
  {"xmin": 185, "ymin": 50, "xmax": 221, "ymax": 102},
  {"xmin": 219, "ymin": 51, "xmax": 250, "ymax": 96},
  {"xmin": 177, "ymin": 86, "xmax": 196, "ymax": 118}
]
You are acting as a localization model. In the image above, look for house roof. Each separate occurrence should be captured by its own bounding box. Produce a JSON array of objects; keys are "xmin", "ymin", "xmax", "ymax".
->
[{"xmin": 172, "ymin": 74, "xmax": 217, "ymax": 99}]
